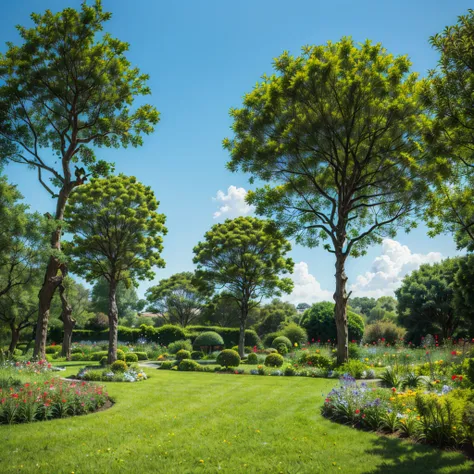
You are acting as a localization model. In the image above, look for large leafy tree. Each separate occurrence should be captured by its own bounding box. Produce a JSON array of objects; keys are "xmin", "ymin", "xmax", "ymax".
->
[
  {"xmin": 422, "ymin": 10, "xmax": 474, "ymax": 251},
  {"xmin": 193, "ymin": 216, "xmax": 294, "ymax": 357},
  {"xmin": 255, "ymin": 299, "xmax": 298, "ymax": 336},
  {"xmin": 348, "ymin": 297, "xmax": 377, "ymax": 318},
  {"xmin": 0, "ymin": 1, "xmax": 159, "ymax": 358},
  {"xmin": 64, "ymin": 175, "xmax": 167, "ymax": 363},
  {"xmin": 396, "ymin": 258, "xmax": 471, "ymax": 342},
  {"xmin": 0, "ymin": 173, "xmax": 47, "ymax": 298},
  {"xmin": 146, "ymin": 272, "xmax": 208, "ymax": 327},
  {"xmin": 225, "ymin": 38, "xmax": 428, "ymax": 363},
  {"xmin": 0, "ymin": 275, "xmax": 41, "ymax": 354}
]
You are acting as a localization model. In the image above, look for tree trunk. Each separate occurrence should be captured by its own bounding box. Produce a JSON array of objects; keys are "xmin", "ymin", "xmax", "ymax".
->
[
  {"xmin": 34, "ymin": 187, "xmax": 71, "ymax": 360},
  {"xmin": 59, "ymin": 283, "xmax": 75, "ymax": 360},
  {"xmin": 334, "ymin": 251, "xmax": 349, "ymax": 365},
  {"xmin": 238, "ymin": 301, "xmax": 248, "ymax": 358},
  {"xmin": 108, "ymin": 278, "xmax": 119, "ymax": 364},
  {"xmin": 9, "ymin": 325, "xmax": 20, "ymax": 354}
]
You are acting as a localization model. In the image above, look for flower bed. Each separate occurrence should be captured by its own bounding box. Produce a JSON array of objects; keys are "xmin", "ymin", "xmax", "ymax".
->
[
  {"xmin": 0, "ymin": 378, "xmax": 108, "ymax": 425},
  {"xmin": 76, "ymin": 367, "xmax": 148, "ymax": 382},
  {"xmin": 322, "ymin": 374, "xmax": 474, "ymax": 449}
]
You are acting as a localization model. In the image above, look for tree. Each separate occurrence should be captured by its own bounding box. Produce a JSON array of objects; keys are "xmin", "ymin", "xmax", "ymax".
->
[
  {"xmin": 453, "ymin": 254, "xmax": 474, "ymax": 336},
  {"xmin": 49, "ymin": 276, "xmax": 93, "ymax": 358},
  {"xmin": 348, "ymin": 297, "xmax": 377, "ymax": 318},
  {"xmin": 0, "ymin": 1, "xmax": 159, "ymax": 358},
  {"xmin": 396, "ymin": 258, "xmax": 469, "ymax": 342},
  {"xmin": 255, "ymin": 299, "xmax": 298, "ymax": 336},
  {"xmin": 296, "ymin": 302, "xmax": 310, "ymax": 312},
  {"xmin": 193, "ymin": 216, "xmax": 294, "ymax": 357},
  {"xmin": 367, "ymin": 296, "xmax": 397, "ymax": 323},
  {"xmin": 0, "ymin": 275, "xmax": 40, "ymax": 353},
  {"xmin": 0, "ymin": 173, "xmax": 47, "ymax": 299},
  {"xmin": 146, "ymin": 272, "xmax": 208, "ymax": 327},
  {"xmin": 91, "ymin": 277, "xmax": 141, "ymax": 324},
  {"xmin": 225, "ymin": 38, "xmax": 427, "ymax": 363},
  {"xmin": 64, "ymin": 175, "xmax": 167, "ymax": 363},
  {"xmin": 422, "ymin": 10, "xmax": 474, "ymax": 251}
]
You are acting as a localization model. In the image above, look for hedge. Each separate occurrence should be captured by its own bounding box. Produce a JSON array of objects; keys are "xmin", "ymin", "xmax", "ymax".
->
[{"xmin": 185, "ymin": 326, "xmax": 261, "ymax": 348}]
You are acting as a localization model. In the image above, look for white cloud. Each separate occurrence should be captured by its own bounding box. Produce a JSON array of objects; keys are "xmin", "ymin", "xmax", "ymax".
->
[
  {"xmin": 285, "ymin": 261, "xmax": 333, "ymax": 305},
  {"xmin": 213, "ymin": 185, "xmax": 255, "ymax": 219},
  {"xmin": 349, "ymin": 239, "xmax": 443, "ymax": 298}
]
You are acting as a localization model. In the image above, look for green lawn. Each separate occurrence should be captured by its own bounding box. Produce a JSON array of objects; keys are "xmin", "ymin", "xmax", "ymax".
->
[{"xmin": 0, "ymin": 368, "xmax": 472, "ymax": 473}]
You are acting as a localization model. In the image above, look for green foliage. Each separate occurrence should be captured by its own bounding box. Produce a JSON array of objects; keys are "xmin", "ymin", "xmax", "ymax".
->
[
  {"xmin": 364, "ymin": 321, "xmax": 407, "ymax": 345},
  {"xmin": 167, "ymin": 339, "xmax": 193, "ymax": 354},
  {"xmin": 175, "ymin": 350, "xmax": 191, "ymax": 362},
  {"xmin": 380, "ymin": 367, "xmax": 402, "ymax": 389},
  {"xmin": 262, "ymin": 332, "xmax": 281, "ymax": 348},
  {"xmin": 246, "ymin": 353, "xmax": 258, "ymax": 365},
  {"xmin": 134, "ymin": 352, "xmax": 148, "ymax": 361},
  {"xmin": 338, "ymin": 360, "xmax": 366, "ymax": 379},
  {"xmin": 284, "ymin": 365, "xmax": 297, "ymax": 376},
  {"xmin": 271, "ymin": 336, "xmax": 292, "ymax": 351},
  {"xmin": 111, "ymin": 360, "xmax": 128, "ymax": 373},
  {"xmin": 100, "ymin": 356, "xmax": 108, "ymax": 367},
  {"xmin": 45, "ymin": 346, "xmax": 61, "ymax": 354},
  {"xmin": 187, "ymin": 326, "xmax": 261, "ymax": 348},
  {"xmin": 348, "ymin": 297, "xmax": 377, "ymax": 318},
  {"xmin": 91, "ymin": 351, "xmax": 108, "ymax": 361},
  {"xmin": 299, "ymin": 353, "xmax": 332, "ymax": 369},
  {"xmin": 159, "ymin": 361, "xmax": 175, "ymax": 370},
  {"xmin": 280, "ymin": 322, "xmax": 307, "ymax": 345},
  {"xmin": 255, "ymin": 299, "xmax": 297, "ymax": 336},
  {"xmin": 145, "ymin": 272, "xmax": 208, "ymax": 327},
  {"xmin": 193, "ymin": 331, "xmax": 224, "ymax": 348},
  {"xmin": 70, "ymin": 353, "xmax": 83, "ymax": 361},
  {"xmin": 301, "ymin": 302, "xmax": 364, "ymax": 342},
  {"xmin": 116, "ymin": 350, "xmax": 125, "ymax": 361},
  {"xmin": 125, "ymin": 353, "xmax": 138, "ymax": 363},
  {"xmin": 396, "ymin": 258, "xmax": 467, "ymax": 342},
  {"xmin": 216, "ymin": 349, "xmax": 241, "ymax": 368},
  {"xmin": 264, "ymin": 353, "xmax": 284, "ymax": 368},
  {"xmin": 178, "ymin": 359, "xmax": 201, "ymax": 372},
  {"xmin": 191, "ymin": 351, "xmax": 204, "ymax": 360},
  {"xmin": 276, "ymin": 344, "xmax": 288, "ymax": 356},
  {"xmin": 465, "ymin": 359, "xmax": 474, "ymax": 385}
]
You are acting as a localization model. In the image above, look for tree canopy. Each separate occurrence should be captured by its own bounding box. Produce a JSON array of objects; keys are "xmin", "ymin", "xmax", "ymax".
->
[
  {"xmin": 193, "ymin": 216, "xmax": 293, "ymax": 356},
  {"xmin": 225, "ymin": 38, "xmax": 429, "ymax": 362}
]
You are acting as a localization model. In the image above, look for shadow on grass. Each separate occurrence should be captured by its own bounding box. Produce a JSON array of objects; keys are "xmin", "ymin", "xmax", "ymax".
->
[{"xmin": 364, "ymin": 435, "xmax": 473, "ymax": 473}]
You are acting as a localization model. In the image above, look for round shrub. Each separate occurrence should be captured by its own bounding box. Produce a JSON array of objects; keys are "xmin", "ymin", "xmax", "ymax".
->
[
  {"xmin": 265, "ymin": 353, "xmax": 284, "ymax": 368},
  {"xmin": 90, "ymin": 351, "xmax": 108, "ymax": 361},
  {"xmin": 167, "ymin": 339, "xmax": 193, "ymax": 354},
  {"xmin": 176, "ymin": 349, "xmax": 191, "ymax": 361},
  {"xmin": 231, "ymin": 345, "xmax": 239, "ymax": 352},
  {"xmin": 262, "ymin": 332, "xmax": 281, "ymax": 348},
  {"xmin": 125, "ymin": 353, "xmax": 139, "ymax": 363},
  {"xmin": 160, "ymin": 361, "xmax": 175, "ymax": 370},
  {"xmin": 134, "ymin": 352, "xmax": 148, "ymax": 360},
  {"xmin": 264, "ymin": 348, "xmax": 277, "ymax": 354},
  {"xmin": 299, "ymin": 352, "xmax": 332, "ymax": 368},
  {"xmin": 363, "ymin": 320, "xmax": 406, "ymax": 345},
  {"xmin": 280, "ymin": 322, "xmax": 308, "ymax": 345},
  {"xmin": 70, "ymin": 353, "xmax": 83, "ymax": 361},
  {"xmin": 246, "ymin": 353, "xmax": 258, "ymax": 365},
  {"xmin": 277, "ymin": 344, "xmax": 288, "ymax": 356},
  {"xmin": 216, "ymin": 349, "xmax": 241, "ymax": 368},
  {"xmin": 191, "ymin": 351, "xmax": 204, "ymax": 360},
  {"xmin": 193, "ymin": 331, "xmax": 224, "ymax": 350},
  {"xmin": 100, "ymin": 356, "xmax": 108, "ymax": 367},
  {"xmin": 45, "ymin": 345, "xmax": 61, "ymax": 354},
  {"xmin": 271, "ymin": 336, "xmax": 292, "ymax": 351},
  {"xmin": 284, "ymin": 365, "xmax": 296, "ymax": 376},
  {"xmin": 116, "ymin": 349, "xmax": 125, "ymax": 361},
  {"xmin": 301, "ymin": 302, "xmax": 364, "ymax": 343},
  {"xmin": 111, "ymin": 360, "xmax": 128, "ymax": 373},
  {"xmin": 178, "ymin": 359, "xmax": 201, "ymax": 371}
]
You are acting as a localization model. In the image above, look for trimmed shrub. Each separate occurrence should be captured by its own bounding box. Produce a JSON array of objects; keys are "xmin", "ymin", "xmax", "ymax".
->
[
  {"xmin": 134, "ymin": 352, "xmax": 148, "ymax": 361},
  {"xmin": 284, "ymin": 365, "xmax": 296, "ymax": 376},
  {"xmin": 301, "ymin": 302, "xmax": 364, "ymax": 342},
  {"xmin": 176, "ymin": 349, "xmax": 191, "ymax": 361},
  {"xmin": 71, "ymin": 347, "xmax": 84, "ymax": 354},
  {"xmin": 100, "ymin": 356, "xmax": 108, "ymax": 367},
  {"xmin": 160, "ymin": 361, "xmax": 175, "ymax": 370},
  {"xmin": 271, "ymin": 336, "xmax": 292, "ymax": 351},
  {"xmin": 186, "ymin": 325, "xmax": 261, "ymax": 348},
  {"xmin": 70, "ymin": 353, "xmax": 83, "ymax": 361},
  {"xmin": 155, "ymin": 325, "xmax": 187, "ymax": 345},
  {"xmin": 125, "ymin": 353, "xmax": 139, "ymax": 363},
  {"xmin": 191, "ymin": 351, "xmax": 204, "ymax": 360},
  {"xmin": 246, "ymin": 353, "xmax": 258, "ymax": 365},
  {"xmin": 363, "ymin": 320, "xmax": 406, "ymax": 345},
  {"xmin": 178, "ymin": 359, "xmax": 201, "ymax": 371},
  {"xmin": 45, "ymin": 345, "xmax": 61, "ymax": 354},
  {"xmin": 116, "ymin": 349, "xmax": 125, "ymax": 361},
  {"xmin": 193, "ymin": 331, "xmax": 224, "ymax": 350},
  {"xmin": 216, "ymin": 349, "xmax": 241, "ymax": 368},
  {"xmin": 265, "ymin": 353, "xmax": 284, "ymax": 368},
  {"xmin": 264, "ymin": 348, "xmax": 278, "ymax": 354},
  {"xmin": 299, "ymin": 352, "xmax": 332, "ymax": 368},
  {"xmin": 111, "ymin": 360, "xmax": 128, "ymax": 373},
  {"xmin": 280, "ymin": 322, "xmax": 307, "ymax": 345},
  {"xmin": 262, "ymin": 332, "xmax": 281, "ymax": 348},
  {"xmin": 276, "ymin": 344, "xmax": 288, "ymax": 356},
  {"xmin": 167, "ymin": 339, "xmax": 193, "ymax": 354},
  {"xmin": 90, "ymin": 351, "xmax": 108, "ymax": 361}
]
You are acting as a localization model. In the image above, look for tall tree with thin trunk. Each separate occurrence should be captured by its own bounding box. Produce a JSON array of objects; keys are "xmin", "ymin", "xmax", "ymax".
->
[
  {"xmin": 0, "ymin": 1, "xmax": 159, "ymax": 358},
  {"xmin": 193, "ymin": 216, "xmax": 294, "ymax": 357},
  {"xmin": 64, "ymin": 175, "xmax": 166, "ymax": 363},
  {"xmin": 224, "ymin": 38, "xmax": 428, "ymax": 363}
]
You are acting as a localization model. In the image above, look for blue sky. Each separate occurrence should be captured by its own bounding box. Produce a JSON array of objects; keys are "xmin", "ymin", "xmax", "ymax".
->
[{"xmin": 1, "ymin": 0, "xmax": 470, "ymax": 302}]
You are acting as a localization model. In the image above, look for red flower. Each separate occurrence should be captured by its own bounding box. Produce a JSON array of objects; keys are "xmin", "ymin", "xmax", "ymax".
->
[
  {"xmin": 11, "ymin": 393, "xmax": 19, "ymax": 399},
  {"xmin": 459, "ymin": 376, "xmax": 463, "ymax": 381},
  {"xmin": 312, "ymin": 338, "xmax": 315, "ymax": 342},
  {"xmin": 355, "ymin": 409, "xmax": 360, "ymax": 414},
  {"xmin": 451, "ymin": 351, "xmax": 457, "ymax": 356},
  {"xmin": 362, "ymin": 414, "xmax": 366, "ymax": 419},
  {"xmin": 391, "ymin": 387, "xmax": 396, "ymax": 392},
  {"xmin": 452, "ymin": 375, "xmax": 457, "ymax": 380},
  {"xmin": 325, "ymin": 398, "xmax": 330, "ymax": 403}
]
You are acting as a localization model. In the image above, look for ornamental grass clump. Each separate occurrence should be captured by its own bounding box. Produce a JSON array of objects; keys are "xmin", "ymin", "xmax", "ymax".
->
[{"xmin": 0, "ymin": 378, "xmax": 108, "ymax": 425}]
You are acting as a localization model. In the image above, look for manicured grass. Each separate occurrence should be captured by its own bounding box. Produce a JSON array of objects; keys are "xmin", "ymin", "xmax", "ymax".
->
[{"xmin": 0, "ymin": 368, "xmax": 472, "ymax": 473}]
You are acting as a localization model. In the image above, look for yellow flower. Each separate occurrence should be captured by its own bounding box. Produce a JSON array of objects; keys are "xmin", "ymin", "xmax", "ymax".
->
[
  {"xmin": 364, "ymin": 358, "xmax": 369, "ymax": 362},
  {"xmin": 294, "ymin": 342, "xmax": 298, "ymax": 347},
  {"xmin": 199, "ymin": 460, "xmax": 204, "ymax": 463}
]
